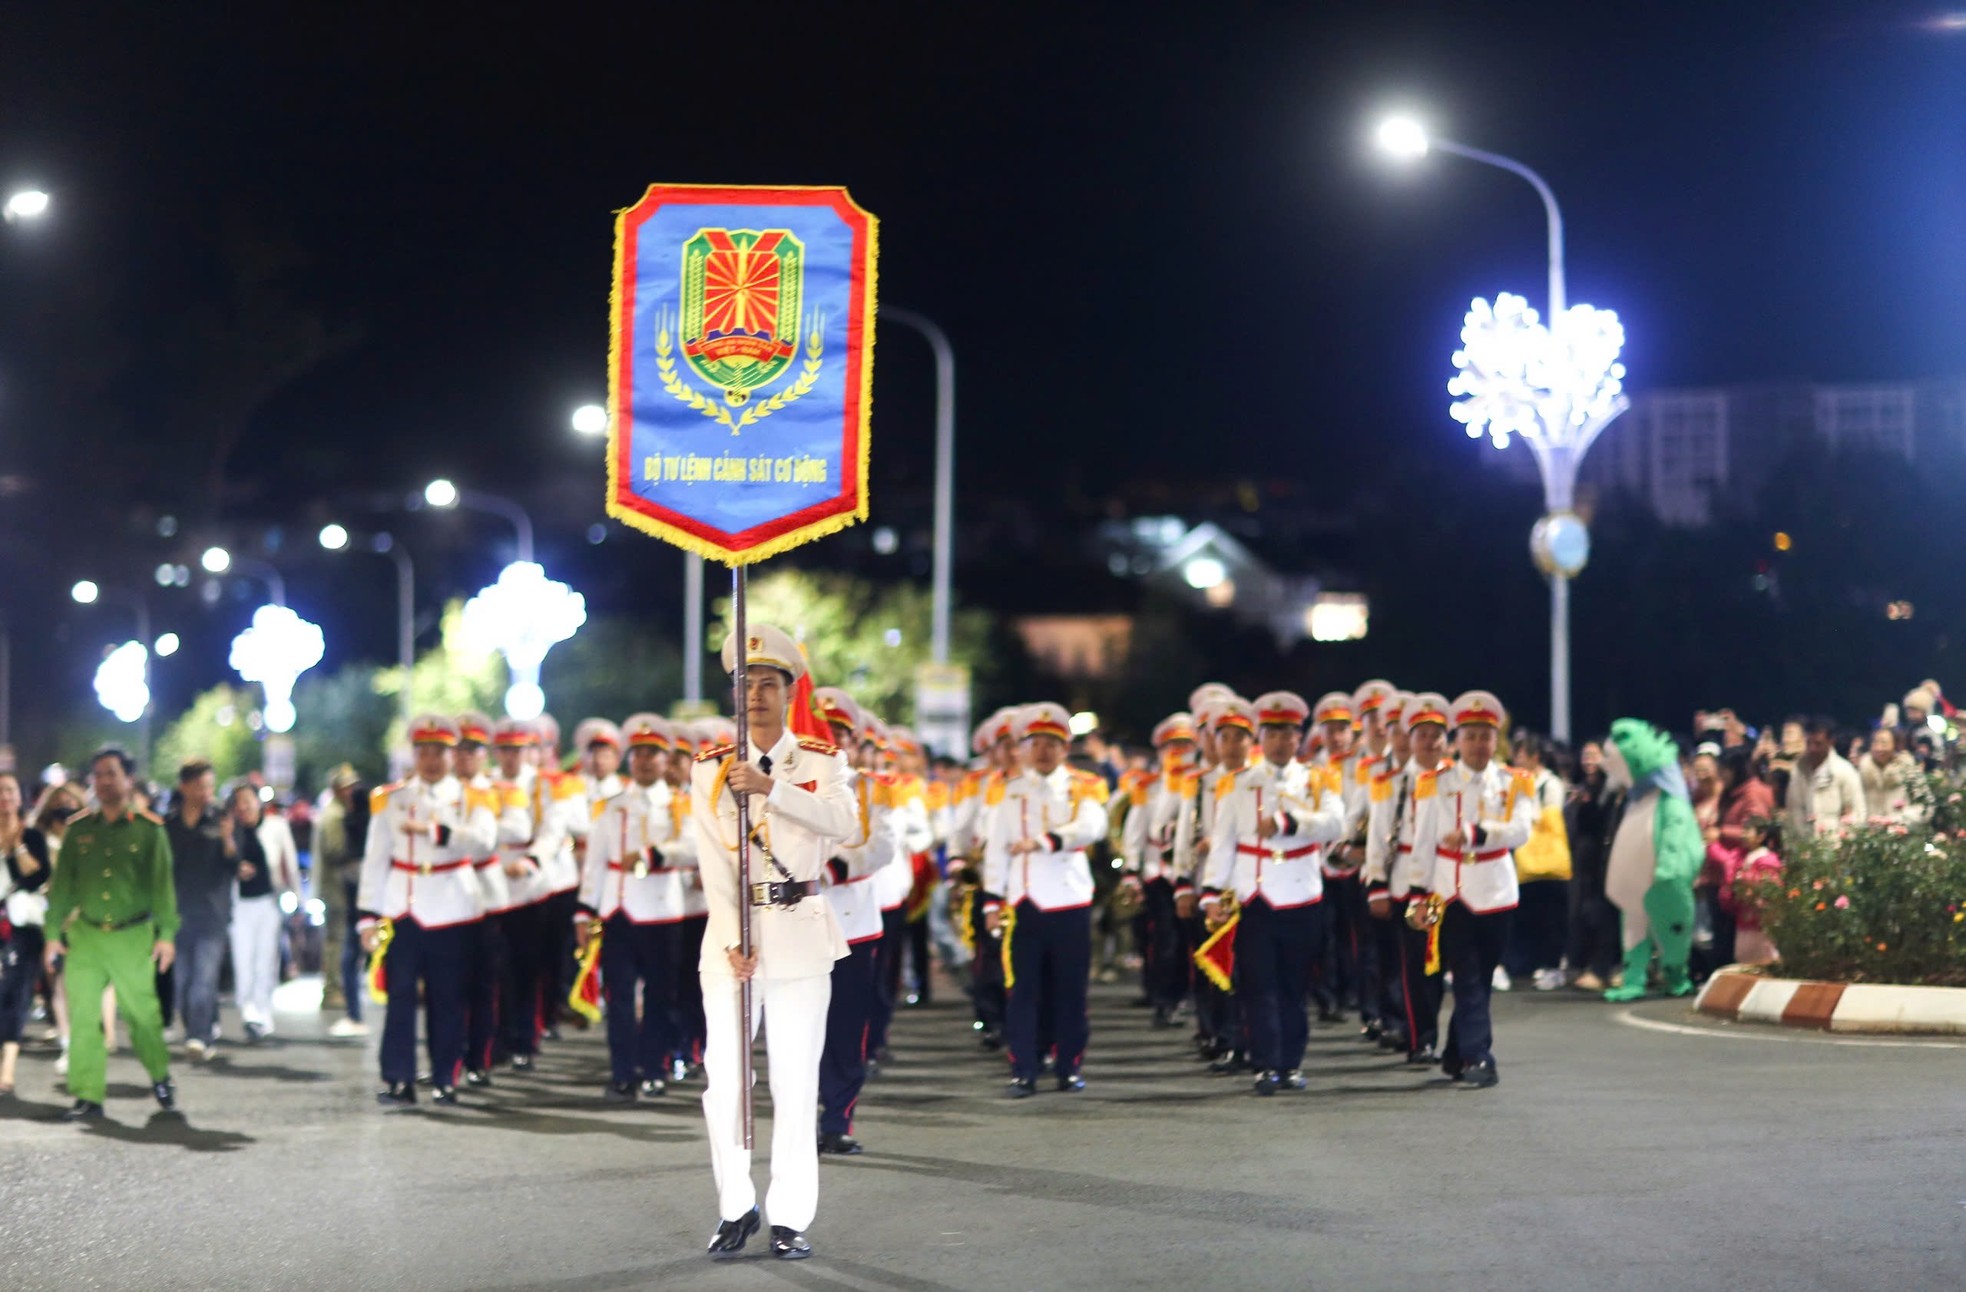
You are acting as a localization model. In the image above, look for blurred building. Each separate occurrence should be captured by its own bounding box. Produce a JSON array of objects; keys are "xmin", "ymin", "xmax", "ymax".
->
[{"xmin": 1559, "ymin": 378, "xmax": 1966, "ymax": 526}]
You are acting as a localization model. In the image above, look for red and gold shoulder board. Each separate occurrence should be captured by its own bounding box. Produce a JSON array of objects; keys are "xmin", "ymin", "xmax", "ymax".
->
[
  {"xmin": 796, "ymin": 735, "xmax": 839, "ymax": 756},
  {"xmin": 1414, "ymin": 769, "xmax": 1439, "ymax": 801},
  {"xmin": 695, "ymin": 742, "xmax": 736, "ymax": 763},
  {"xmin": 1070, "ymin": 769, "xmax": 1110, "ymax": 805}
]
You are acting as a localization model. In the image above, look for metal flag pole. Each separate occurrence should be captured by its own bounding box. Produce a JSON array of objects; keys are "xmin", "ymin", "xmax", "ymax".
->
[{"xmin": 730, "ymin": 562, "xmax": 755, "ymax": 1150}]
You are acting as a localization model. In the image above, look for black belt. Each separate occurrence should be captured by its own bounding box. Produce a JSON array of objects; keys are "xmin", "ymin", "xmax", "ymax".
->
[
  {"xmin": 749, "ymin": 880, "xmax": 819, "ymax": 908},
  {"xmin": 86, "ymin": 911, "xmax": 153, "ymax": 933}
]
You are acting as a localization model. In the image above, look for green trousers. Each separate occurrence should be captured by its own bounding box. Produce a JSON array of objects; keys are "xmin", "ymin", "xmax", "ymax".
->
[{"xmin": 64, "ymin": 923, "xmax": 171, "ymax": 1104}]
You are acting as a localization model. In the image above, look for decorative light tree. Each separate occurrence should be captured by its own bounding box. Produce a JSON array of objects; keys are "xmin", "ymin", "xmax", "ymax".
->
[
  {"xmin": 230, "ymin": 604, "xmax": 326, "ymax": 734},
  {"xmin": 1448, "ymin": 290, "xmax": 1629, "ymax": 742},
  {"xmin": 93, "ymin": 641, "xmax": 150, "ymax": 724},
  {"xmin": 461, "ymin": 561, "xmax": 586, "ymax": 720}
]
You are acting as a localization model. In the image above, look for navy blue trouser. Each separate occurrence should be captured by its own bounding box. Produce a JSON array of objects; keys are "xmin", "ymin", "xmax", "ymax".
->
[
  {"xmin": 1395, "ymin": 900, "xmax": 1442, "ymax": 1056},
  {"xmin": 381, "ymin": 918, "xmax": 470, "ymax": 1087},
  {"xmin": 1237, "ymin": 897, "xmax": 1322, "ymax": 1074},
  {"xmin": 1315, "ymin": 872, "xmax": 1374, "ymax": 1020},
  {"xmin": 1441, "ymin": 903, "xmax": 1511, "ymax": 1071},
  {"xmin": 969, "ymin": 893, "xmax": 1005, "ymax": 1034},
  {"xmin": 601, "ymin": 914, "xmax": 676, "ymax": 1086},
  {"xmin": 1140, "ymin": 878, "xmax": 1188, "ymax": 1010},
  {"xmin": 463, "ymin": 912, "xmax": 504, "ymax": 1072},
  {"xmin": 868, "ymin": 906, "xmax": 906, "ymax": 1054},
  {"xmin": 819, "ymin": 937, "xmax": 880, "ymax": 1135},
  {"xmin": 670, "ymin": 914, "xmax": 708, "ymax": 1066},
  {"xmin": 498, "ymin": 900, "xmax": 550, "ymax": 1058},
  {"xmin": 1004, "ymin": 901, "xmax": 1091, "ymax": 1083}
]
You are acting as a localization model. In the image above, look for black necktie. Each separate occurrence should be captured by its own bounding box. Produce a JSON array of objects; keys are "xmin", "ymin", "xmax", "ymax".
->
[{"xmin": 759, "ymin": 755, "xmax": 772, "ymax": 776}]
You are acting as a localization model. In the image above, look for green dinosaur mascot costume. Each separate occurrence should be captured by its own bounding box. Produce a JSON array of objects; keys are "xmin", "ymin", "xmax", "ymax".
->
[{"xmin": 1600, "ymin": 718, "xmax": 1703, "ymax": 1002}]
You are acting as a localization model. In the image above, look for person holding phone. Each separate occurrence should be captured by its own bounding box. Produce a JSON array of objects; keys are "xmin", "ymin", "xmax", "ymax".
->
[{"xmin": 164, "ymin": 759, "xmax": 236, "ymax": 1059}]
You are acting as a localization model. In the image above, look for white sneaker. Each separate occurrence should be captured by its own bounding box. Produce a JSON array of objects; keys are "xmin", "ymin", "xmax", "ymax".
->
[
  {"xmin": 1533, "ymin": 968, "xmax": 1565, "ymax": 992},
  {"xmin": 1492, "ymin": 966, "xmax": 1513, "ymax": 992},
  {"xmin": 328, "ymin": 1018, "xmax": 370, "ymax": 1038},
  {"xmin": 186, "ymin": 1038, "xmax": 210, "ymax": 1062},
  {"xmin": 55, "ymin": 1050, "xmax": 68, "ymax": 1076}
]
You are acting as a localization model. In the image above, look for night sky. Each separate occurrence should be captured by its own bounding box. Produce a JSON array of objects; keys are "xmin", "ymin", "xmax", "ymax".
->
[{"xmin": 0, "ymin": 2, "xmax": 1960, "ymax": 747}]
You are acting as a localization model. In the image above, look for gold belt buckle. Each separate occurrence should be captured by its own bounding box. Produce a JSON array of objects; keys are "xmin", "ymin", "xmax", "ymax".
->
[
  {"xmin": 420, "ymin": 861, "xmax": 432, "ymax": 878},
  {"xmin": 633, "ymin": 860, "xmax": 649, "ymax": 880}
]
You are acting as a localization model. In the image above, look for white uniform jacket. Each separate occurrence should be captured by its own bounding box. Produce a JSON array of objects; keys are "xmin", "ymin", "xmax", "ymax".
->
[
  {"xmin": 1361, "ymin": 758, "xmax": 1447, "ymax": 900},
  {"xmin": 1417, "ymin": 760, "xmax": 1537, "ymax": 914},
  {"xmin": 1320, "ymin": 752, "xmax": 1380, "ymax": 879},
  {"xmin": 980, "ymin": 767, "xmax": 1110, "ymax": 913},
  {"xmin": 822, "ymin": 770, "xmax": 894, "ymax": 945},
  {"xmin": 357, "ymin": 776, "xmax": 498, "ymax": 930},
  {"xmin": 512, "ymin": 769, "xmax": 589, "ymax": 904},
  {"xmin": 874, "ymin": 776, "xmax": 933, "ymax": 913},
  {"xmin": 582, "ymin": 780, "xmax": 697, "ymax": 924},
  {"xmin": 469, "ymin": 775, "xmax": 532, "ymax": 915},
  {"xmin": 1121, "ymin": 769, "xmax": 1199, "ymax": 885},
  {"xmin": 692, "ymin": 731, "xmax": 857, "ymax": 981},
  {"xmin": 667, "ymin": 777, "xmax": 707, "ymax": 917},
  {"xmin": 1203, "ymin": 760, "xmax": 1345, "ymax": 909}
]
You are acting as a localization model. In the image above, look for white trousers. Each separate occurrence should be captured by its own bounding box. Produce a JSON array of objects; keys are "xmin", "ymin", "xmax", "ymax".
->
[
  {"xmin": 229, "ymin": 895, "xmax": 283, "ymax": 1029},
  {"xmin": 700, "ymin": 970, "xmax": 831, "ymax": 1231}
]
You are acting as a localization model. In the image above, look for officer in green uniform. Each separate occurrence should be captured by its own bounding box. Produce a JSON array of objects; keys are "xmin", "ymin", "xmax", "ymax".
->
[{"xmin": 42, "ymin": 747, "xmax": 179, "ymax": 1121}]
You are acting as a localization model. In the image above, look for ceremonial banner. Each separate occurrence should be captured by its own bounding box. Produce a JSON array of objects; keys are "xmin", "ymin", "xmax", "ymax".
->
[
  {"xmin": 607, "ymin": 184, "xmax": 878, "ymax": 565},
  {"xmin": 1193, "ymin": 913, "xmax": 1238, "ymax": 991}
]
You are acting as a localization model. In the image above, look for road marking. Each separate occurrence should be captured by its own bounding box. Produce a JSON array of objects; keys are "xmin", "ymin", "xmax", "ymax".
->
[{"xmin": 1614, "ymin": 1007, "xmax": 1966, "ymax": 1049}]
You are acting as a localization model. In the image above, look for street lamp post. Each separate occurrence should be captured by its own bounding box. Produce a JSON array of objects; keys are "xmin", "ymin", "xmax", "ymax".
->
[
  {"xmin": 878, "ymin": 308, "xmax": 957, "ymax": 665},
  {"xmin": 201, "ymin": 547, "xmax": 287, "ymax": 607},
  {"xmin": 322, "ymin": 524, "xmax": 417, "ymax": 731},
  {"xmin": 1376, "ymin": 116, "xmax": 1626, "ymax": 743},
  {"xmin": 421, "ymin": 479, "xmax": 535, "ymax": 565},
  {"xmin": 683, "ymin": 553, "xmax": 704, "ymax": 704}
]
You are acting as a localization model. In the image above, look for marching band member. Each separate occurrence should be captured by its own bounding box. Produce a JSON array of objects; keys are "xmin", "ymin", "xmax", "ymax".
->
[
  {"xmin": 696, "ymin": 625, "xmax": 857, "ymax": 1262},
  {"xmin": 1341, "ymin": 681, "xmax": 1397, "ymax": 1042},
  {"xmin": 1120, "ymin": 712, "xmax": 1200, "ymax": 1027},
  {"xmin": 888, "ymin": 726, "xmax": 939, "ymax": 1010},
  {"xmin": 665, "ymin": 722, "xmax": 710, "ymax": 1081},
  {"xmin": 811, "ymin": 687, "xmax": 890, "ymax": 1156},
  {"xmin": 490, "ymin": 718, "xmax": 551, "ymax": 1070},
  {"xmin": 982, "ymin": 702, "xmax": 1109, "ymax": 1098},
  {"xmin": 867, "ymin": 719, "xmax": 931, "ymax": 1063},
  {"xmin": 454, "ymin": 712, "xmax": 531, "ymax": 1086},
  {"xmin": 1367, "ymin": 692, "xmax": 1453, "ymax": 1063},
  {"xmin": 1410, "ymin": 691, "xmax": 1535, "ymax": 1089},
  {"xmin": 1310, "ymin": 692, "xmax": 1365, "ymax": 1027},
  {"xmin": 1180, "ymin": 691, "xmax": 1244, "ymax": 1067},
  {"xmin": 358, "ymin": 716, "xmax": 497, "ymax": 1107},
  {"xmin": 956, "ymin": 709, "xmax": 1017, "ymax": 1048},
  {"xmin": 580, "ymin": 712, "xmax": 690, "ymax": 1102},
  {"xmin": 1201, "ymin": 693, "xmax": 1345, "ymax": 1095}
]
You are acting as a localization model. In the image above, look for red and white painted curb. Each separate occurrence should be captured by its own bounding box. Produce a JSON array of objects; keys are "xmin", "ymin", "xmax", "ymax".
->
[{"xmin": 1695, "ymin": 968, "xmax": 1966, "ymax": 1035}]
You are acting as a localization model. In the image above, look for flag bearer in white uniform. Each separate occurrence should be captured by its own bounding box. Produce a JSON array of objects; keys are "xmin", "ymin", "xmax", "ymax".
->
[
  {"xmin": 1201, "ymin": 693, "xmax": 1345, "ymax": 1095},
  {"xmin": 580, "ymin": 713, "xmax": 692, "ymax": 1102},
  {"xmin": 698, "ymin": 626, "xmax": 857, "ymax": 1262},
  {"xmin": 358, "ymin": 716, "xmax": 497, "ymax": 1107},
  {"xmin": 1412, "ymin": 691, "xmax": 1535, "ymax": 1089}
]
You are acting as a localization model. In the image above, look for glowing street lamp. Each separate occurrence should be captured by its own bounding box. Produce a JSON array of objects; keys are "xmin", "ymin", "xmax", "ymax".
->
[
  {"xmin": 200, "ymin": 546, "xmax": 232, "ymax": 574},
  {"xmin": 460, "ymin": 561, "xmax": 585, "ymax": 720},
  {"xmin": 230, "ymin": 604, "xmax": 325, "ymax": 735},
  {"xmin": 93, "ymin": 641, "xmax": 149, "ymax": 724},
  {"xmin": 70, "ymin": 580, "xmax": 99, "ymax": 605},
  {"xmin": 3, "ymin": 190, "xmax": 50, "ymax": 223},
  {"xmin": 420, "ymin": 478, "xmax": 534, "ymax": 564},
  {"xmin": 571, "ymin": 404, "xmax": 608, "ymax": 436},
  {"xmin": 318, "ymin": 523, "xmax": 350, "ymax": 551}
]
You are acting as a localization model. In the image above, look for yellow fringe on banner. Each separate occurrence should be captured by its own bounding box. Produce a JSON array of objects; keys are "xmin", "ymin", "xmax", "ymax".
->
[
  {"xmin": 1000, "ymin": 904, "xmax": 1017, "ymax": 989},
  {"xmin": 1425, "ymin": 913, "xmax": 1443, "ymax": 976},
  {"xmin": 569, "ymin": 926, "xmax": 605, "ymax": 1025},
  {"xmin": 365, "ymin": 917, "xmax": 395, "ymax": 1005},
  {"xmin": 1193, "ymin": 912, "xmax": 1239, "ymax": 992}
]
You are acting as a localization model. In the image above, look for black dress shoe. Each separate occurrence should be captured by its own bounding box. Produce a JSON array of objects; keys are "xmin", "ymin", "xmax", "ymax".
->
[
  {"xmin": 604, "ymin": 1083, "xmax": 637, "ymax": 1104},
  {"xmin": 1279, "ymin": 1070, "xmax": 1308, "ymax": 1091},
  {"xmin": 706, "ymin": 1207, "xmax": 760, "ymax": 1257},
  {"xmin": 979, "ymin": 1029, "xmax": 1003, "ymax": 1051},
  {"xmin": 1316, "ymin": 1004, "xmax": 1344, "ymax": 1023},
  {"xmin": 1406, "ymin": 1046, "xmax": 1439, "ymax": 1066},
  {"xmin": 1056, "ymin": 1073, "xmax": 1086, "ymax": 1093},
  {"xmin": 818, "ymin": 1131, "xmax": 864, "ymax": 1155},
  {"xmin": 431, "ymin": 1086, "xmax": 460, "ymax": 1107},
  {"xmin": 152, "ymin": 1079, "xmax": 177, "ymax": 1111},
  {"xmin": 510, "ymin": 1054, "xmax": 534, "ymax": 1072},
  {"xmin": 1004, "ymin": 1077, "xmax": 1037, "ymax": 1099},
  {"xmin": 1457, "ymin": 1059, "xmax": 1499, "ymax": 1089},
  {"xmin": 1440, "ymin": 1058, "xmax": 1463, "ymax": 1081},
  {"xmin": 1378, "ymin": 1029, "xmax": 1409, "ymax": 1052},
  {"xmin": 1207, "ymin": 1055, "xmax": 1249, "ymax": 1076},
  {"xmin": 464, "ymin": 1069, "xmax": 493, "ymax": 1088},
  {"xmin": 1251, "ymin": 1070, "xmax": 1281, "ymax": 1097},
  {"xmin": 542, "ymin": 1026, "xmax": 563, "ymax": 1042},
  {"xmin": 639, "ymin": 1078, "xmax": 667, "ymax": 1098},
  {"xmin": 60, "ymin": 1099, "xmax": 104, "ymax": 1122},
  {"xmin": 670, "ymin": 1058, "xmax": 691, "ymax": 1083},
  {"xmin": 1152, "ymin": 1006, "xmax": 1178, "ymax": 1028},
  {"xmin": 770, "ymin": 1225, "xmax": 812, "ymax": 1260},
  {"xmin": 1361, "ymin": 1021, "xmax": 1383, "ymax": 1042},
  {"xmin": 377, "ymin": 1083, "xmax": 416, "ymax": 1108},
  {"xmin": 416, "ymin": 1071, "xmax": 435, "ymax": 1087}
]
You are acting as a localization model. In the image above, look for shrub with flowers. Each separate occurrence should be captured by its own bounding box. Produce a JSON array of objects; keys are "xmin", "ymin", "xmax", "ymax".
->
[{"xmin": 1746, "ymin": 775, "xmax": 1966, "ymax": 986}]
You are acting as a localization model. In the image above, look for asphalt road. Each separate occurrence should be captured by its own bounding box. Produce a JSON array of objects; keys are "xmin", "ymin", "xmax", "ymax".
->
[{"xmin": 0, "ymin": 974, "xmax": 1958, "ymax": 1292}]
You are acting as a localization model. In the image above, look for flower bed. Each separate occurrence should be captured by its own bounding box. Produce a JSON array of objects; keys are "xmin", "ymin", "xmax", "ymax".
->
[{"xmin": 1743, "ymin": 774, "xmax": 1966, "ymax": 988}]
